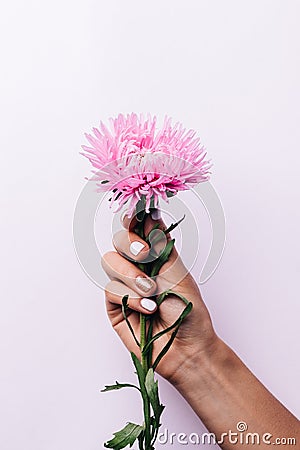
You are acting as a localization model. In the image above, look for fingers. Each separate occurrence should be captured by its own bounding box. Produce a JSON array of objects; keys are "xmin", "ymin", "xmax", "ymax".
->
[
  {"xmin": 121, "ymin": 211, "xmax": 138, "ymax": 231},
  {"xmin": 113, "ymin": 227, "xmax": 167, "ymax": 264},
  {"xmin": 113, "ymin": 230, "xmax": 150, "ymax": 262},
  {"xmin": 121, "ymin": 208, "xmax": 165, "ymax": 235},
  {"xmin": 101, "ymin": 251, "xmax": 157, "ymax": 297},
  {"xmin": 119, "ymin": 209, "xmax": 168, "ymax": 259},
  {"xmin": 143, "ymin": 210, "xmax": 165, "ymax": 237},
  {"xmin": 105, "ymin": 280, "xmax": 157, "ymax": 314},
  {"xmin": 106, "ymin": 208, "xmax": 187, "ymax": 296}
]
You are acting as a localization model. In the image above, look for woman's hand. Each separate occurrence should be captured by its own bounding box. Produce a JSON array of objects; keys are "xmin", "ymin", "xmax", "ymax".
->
[
  {"xmin": 101, "ymin": 212, "xmax": 300, "ymax": 448},
  {"xmin": 101, "ymin": 213, "xmax": 218, "ymax": 384}
]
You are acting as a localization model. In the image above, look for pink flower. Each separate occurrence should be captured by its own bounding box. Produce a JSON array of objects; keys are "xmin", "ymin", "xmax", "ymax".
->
[{"xmin": 82, "ymin": 113, "xmax": 211, "ymax": 217}]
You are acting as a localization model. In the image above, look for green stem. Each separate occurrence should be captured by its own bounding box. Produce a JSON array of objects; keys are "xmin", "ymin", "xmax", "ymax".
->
[
  {"xmin": 140, "ymin": 313, "xmax": 148, "ymax": 372},
  {"xmin": 147, "ymin": 316, "xmax": 154, "ymax": 368},
  {"xmin": 105, "ymin": 202, "xmax": 191, "ymax": 450},
  {"xmin": 135, "ymin": 211, "xmax": 152, "ymax": 449},
  {"xmin": 140, "ymin": 313, "xmax": 151, "ymax": 448}
]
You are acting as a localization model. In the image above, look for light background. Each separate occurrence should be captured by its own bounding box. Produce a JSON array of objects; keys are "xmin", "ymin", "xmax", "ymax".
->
[{"xmin": 0, "ymin": 1, "xmax": 299, "ymax": 449}]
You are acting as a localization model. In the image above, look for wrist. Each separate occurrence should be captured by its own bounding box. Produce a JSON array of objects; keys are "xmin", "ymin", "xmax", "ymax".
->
[{"xmin": 170, "ymin": 336, "xmax": 236, "ymax": 400}]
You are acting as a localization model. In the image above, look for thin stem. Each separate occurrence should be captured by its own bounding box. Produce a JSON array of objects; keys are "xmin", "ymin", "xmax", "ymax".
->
[
  {"xmin": 147, "ymin": 316, "xmax": 154, "ymax": 368},
  {"xmin": 105, "ymin": 202, "xmax": 190, "ymax": 449},
  {"xmin": 140, "ymin": 313, "xmax": 151, "ymax": 448},
  {"xmin": 140, "ymin": 313, "xmax": 148, "ymax": 372},
  {"xmin": 135, "ymin": 212, "xmax": 152, "ymax": 449}
]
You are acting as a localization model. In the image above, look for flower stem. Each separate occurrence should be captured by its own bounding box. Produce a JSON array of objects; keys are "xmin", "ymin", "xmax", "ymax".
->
[
  {"xmin": 140, "ymin": 313, "xmax": 148, "ymax": 372},
  {"xmin": 135, "ymin": 212, "xmax": 152, "ymax": 448},
  {"xmin": 104, "ymin": 202, "xmax": 191, "ymax": 450},
  {"xmin": 140, "ymin": 312, "xmax": 151, "ymax": 449}
]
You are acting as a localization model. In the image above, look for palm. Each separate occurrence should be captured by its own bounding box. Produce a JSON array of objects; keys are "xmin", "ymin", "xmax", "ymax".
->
[{"xmin": 106, "ymin": 247, "xmax": 213, "ymax": 381}]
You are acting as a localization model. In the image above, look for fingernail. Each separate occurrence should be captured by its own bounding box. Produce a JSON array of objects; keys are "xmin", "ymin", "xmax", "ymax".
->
[
  {"xmin": 121, "ymin": 210, "xmax": 129, "ymax": 222},
  {"xmin": 151, "ymin": 208, "xmax": 161, "ymax": 220},
  {"xmin": 140, "ymin": 298, "xmax": 157, "ymax": 312},
  {"xmin": 130, "ymin": 241, "xmax": 145, "ymax": 256},
  {"xmin": 136, "ymin": 276, "xmax": 154, "ymax": 292}
]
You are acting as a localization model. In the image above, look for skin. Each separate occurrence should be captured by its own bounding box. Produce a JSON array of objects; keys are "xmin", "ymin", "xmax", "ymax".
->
[{"xmin": 102, "ymin": 215, "xmax": 299, "ymax": 449}]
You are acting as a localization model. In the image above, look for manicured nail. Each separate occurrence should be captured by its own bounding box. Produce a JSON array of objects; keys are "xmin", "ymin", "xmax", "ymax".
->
[
  {"xmin": 151, "ymin": 208, "xmax": 161, "ymax": 220},
  {"xmin": 136, "ymin": 276, "xmax": 154, "ymax": 292},
  {"xmin": 121, "ymin": 211, "xmax": 127, "ymax": 221},
  {"xmin": 140, "ymin": 298, "xmax": 157, "ymax": 312},
  {"xmin": 130, "ymin": 241, "xmax": 145, "ymax": 256}
]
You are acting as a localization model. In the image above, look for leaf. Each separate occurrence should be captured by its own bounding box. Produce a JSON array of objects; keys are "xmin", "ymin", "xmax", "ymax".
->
[
  {"xmin": 145, "ymin": 223, "xmax": 161, "ymax": 244},
  {"xmin": 150, "ymin": 239, "xmax": 175, "ymax": 277},
  {"xmin": 156, "ymin": 289, "xmax": 189, "ymax": 307},
  {"xmin": 135, "ymin": 196, "xmax": 146, "ymax": 222},
  {"xmin": 104, "ymin": 422, "xmax": 144, "ymax": 449},
  {"xmin": 138, "ymin": 430, "xmax": 145, "ymax": 449},
  {"xmin": 136, "ymin": 209, "xmax": 146, "ymax": 223},
  {"xmin": 131, "ymin": 353, "xmax": 151, "ymax": 445},
  {"xmin": 145, "ymin": 369, "xmax": 165, "ymax": 425},
  {"xmin": 130, "ymin": 353, "xmax": 147, "ymax": 397},
  {"xmin": 153, "ymin": 292, "xmax": 192, "ymax": 369},
  {"xmin": 136, "ymin": 262, "xmax": 145, "ymax": 271},
  {"xmin": 152, "ymin": 326, "xmax": 180, "ymax": 371},
  {"xmin": 166, "ymin": 190, "xmax": 176, "ymax": 198},
  {"xmin": 121, "ymin": 296, "xmax": 140, "ymax": 348},
  {"xmin": 163, "ymin": 214, "xmax": 185, "ymax": 235},
  {"xmin": 142, "ymin": 301, "xmax": 193, "ymax": 356},
  {"xmin": 101, "ymin": 381, "xmax": 140, "ymax": 393}
]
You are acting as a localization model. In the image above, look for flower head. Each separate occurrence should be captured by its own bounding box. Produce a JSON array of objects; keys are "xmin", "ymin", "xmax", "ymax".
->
[{"xmin": 82, "ymin": 113, "xmax": 211, "ymax": 217}]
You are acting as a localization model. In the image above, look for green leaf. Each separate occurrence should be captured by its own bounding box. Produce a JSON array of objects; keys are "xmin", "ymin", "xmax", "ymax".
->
[
  {"xmin": 131, "ymin": 353, "xmax": 152, "ymax": 446},
  {"xmin": 150, "ymin": 239, "xmax": 175, "ymax": 277},
  {"xmin": 138, "ymin": 430, "xmax": 145, "ymax": 449},
  {"xmin": 136, "ymin": 263, "xmax": 145, "ymax": 271},
  {"xmin": 131, "ymin": 353, "xmax": 147, "ymax": 396},
  {"xmin": 150, "ymin": 291, "xmax": 192, "ymax": 369},
  {"xmin": 152, "ymin": 326, "xmax": 180, "ymax": 371},
  {"xmin": 142, "ymin": 301, "xmax": 193, "ymax": 356},
  {"xmin": 156, "ymin": 289, "xmax": 190, "ymax": 307},
  {"xmin": 166, "ymin": 190, "xmax": 176, "ymax": 198},
  {"xmin": 121, "ymin": 296, "xmax": 140, "ymax": 348},
  {"xmin": 145, "ymin": 369, "xmax": 165, "ymax": 424},
  {"xmin": 101, "ymin": 381, "xmax": 140, "ymax": 393},
  {"xmin": 104, "ymin": 422, "xmax": 144, "ymax": 449},
  {"xmin": 135, "ymin": 197, "xmax": 146, "ymax": 222},
  {"xmin": 145, "ymin": 223, "xmax": 161, "ymax": 244},
  {"xmin": 163, "ymin": 214, "xmax": 185, "ymax": 235}
]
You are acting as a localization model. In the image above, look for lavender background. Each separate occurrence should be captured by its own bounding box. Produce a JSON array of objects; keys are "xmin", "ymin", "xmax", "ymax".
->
[{"xmin": 0, "ymin": 1, "xmax": 299, "ymax": 449}]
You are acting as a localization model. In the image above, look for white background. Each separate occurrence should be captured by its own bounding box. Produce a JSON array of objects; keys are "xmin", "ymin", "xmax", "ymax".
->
[{"xmin": 0, "ymin": 1, "xmax": 299, "ymax": 449}]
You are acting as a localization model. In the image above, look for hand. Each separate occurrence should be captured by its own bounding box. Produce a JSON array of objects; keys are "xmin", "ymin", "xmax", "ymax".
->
[
  {"xmin": 102, "ymin": 213, "xmax": 300, "ymax": 448},
  {"xmin": 101, "ymin": 213, "xmax": 218, "ymax": 384}
]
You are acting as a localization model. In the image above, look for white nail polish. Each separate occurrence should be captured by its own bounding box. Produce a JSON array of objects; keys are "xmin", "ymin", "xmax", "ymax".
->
[
  {"xmin": 141, "ymin": 298, "xmax": 157, "ymax": 312},
  {"xmin": 130, "ymin": 241, "xmax": 145, "ymax": 256},
  {"xmin": 121, "ymin": 210, "xmax": 128, "ymax": 222},
  {"xmin": 151, "ymin": 208, "xmax": 161, "ymax": 220}
]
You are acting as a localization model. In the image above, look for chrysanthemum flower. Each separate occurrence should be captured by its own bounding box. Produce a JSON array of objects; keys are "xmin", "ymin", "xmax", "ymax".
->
[{"xmin": 82, "ymin": 113, "xmax": 211, "ymax": 217}]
